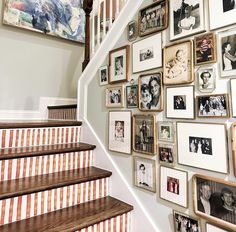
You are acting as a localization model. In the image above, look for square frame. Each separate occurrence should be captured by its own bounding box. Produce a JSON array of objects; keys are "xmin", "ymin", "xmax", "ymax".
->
[
  {"xmin": 126, "ymin": 85, "xmax": 138, "ymax": 108},
  {"xmin": 158, "ymin": 121, "xmax": 175, "ymax": 143},
  {"xmin": 127, "ymin": 20, "xmax": 138, "ymax": 42},
  {"xmin": 99, "ymin": 65, "xmax": 109, "ymax": 86},
  {"xmin": 158, "ymin": 143, "xmax": 175, "ymax": 165},
  {"xmin": 230, "ymin": 78, "xmax": 236, "ymax": 117},
  {"xmin": 106, "ymin": 85, "xmax": 125, "ymax": 108}
]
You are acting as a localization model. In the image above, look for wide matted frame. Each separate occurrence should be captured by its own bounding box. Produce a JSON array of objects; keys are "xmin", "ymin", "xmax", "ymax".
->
[
  {"xmin": 126, "ymin": 84, "xmax": 138, "ymax": 108},
  {"xmin": 106, "ymin": 85, "xmax": 125, "ymax": 108},
  {"xmin": 158, "ymin": 121, "xmax": 175, "ymax": 143},
  {"xmin": 177, "ymin": 122, "xmax": 228, "ymax": 174},
  {"xmin": 206, "ymin": 223, "xmax": 230, "ymax": 232},
  {"xmin": 230, "ymin": 78, "xmax": 236, "ymax": 117},
  {"xmin": 231, "ymin": 122, "xmax": 236, "ymax": 177},
  {"xmin": 99, "ymin": 65, "xmax": 109, "ymax": 86}
]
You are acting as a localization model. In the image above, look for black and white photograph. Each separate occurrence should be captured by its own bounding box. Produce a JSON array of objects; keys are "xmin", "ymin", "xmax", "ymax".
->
[
  {"xmin": 114, "ymin": 121, "xmax": 124, "ymax": 142},
  {"xmin": 189, "ymin": 136, "xmax": 212, "ymax": 155},
  {"xmin": 167, "ymin": 177, "xmax": 180, "ymax": 195},
  {"xmin": 173, "ymin": 95, "xmax": 186, "ymax": 110},
  {"xmin": 223, "ymin": 0, "xmax": 236, "ymax": 12},
  {"xmin": 126, "ymin": 85, "xmax": 138, "ymax": 108},
  {"xmin": 127, "ymin": 20, "xmax": 137, "ymax": 41},
  {"xmin": 106, "ymin": 85, "xmax": 124, "ymax": 108},
  {"xmin": 99, "ymin": 65, "xmax": 108, "ymax": 86},
  {"xmin": 140, "ymin": 47, "xmax": 154, "ymax": 61},
  {"xmin": 197, "ymin": 66, "xmax": 216, "ymax": 93},
  {"xmin": 159, "ymin": 144, "xmax": 174, "ymax": 164},
  {"xmin": 114, "ymin": 56, "xmax": 124, "ymax": 76},
  {"xmin": 158, "ymin": 121, "xmax": 175, "ymax": 142}
]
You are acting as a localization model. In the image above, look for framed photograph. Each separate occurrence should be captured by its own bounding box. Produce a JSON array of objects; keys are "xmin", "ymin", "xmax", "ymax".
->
[
  {"xmin": 173, "ymin": 210, "xmax": 201, "ymax": 232},
  {"xmin": 194, "ymin": 32, "xmax": 217, "ymax": 65},
  {"xmin": 196, "ymin": 94, "xmax": 230, "ymax": 118},
  {"xmin": 158, "ymin": 143, "xmax": 174, "ymax": 165},
  {"xmin": 196, "ymin": 66, "xmax": 216, "ymax": 93},
  {"xmin": 133, "ymin": 156, "xmax": 156, "ymax": 192},
  {"xmin": 108, "ymin": 111, "xmax": 131, "ymax": 154},
  {"xmin": 231, "ymin": 122, "xmax": 236, "ymax": 177},
  {"xmin": 132, "ymin": 114, "xmax": 156, "ymax": 155},
  {"xmin": 99, "ymin": 65, "xmax": 108, "ymax": 86},
  {"xmin": 158, "ymin": 121, "xmax": 175, "ymax": 143},
  {"xmin": 177, "ymin": 122, "xmax": 228, "ymax": 173},
  {"xmin": 132, "ymin": 33, "xmax": 162, "ymax": 73},
  {"xmin": 166, "ymin": 86, "xmax": 195, "ymax": 119},
  {"xmin": 109, "ymin": 45, "xmax": 130, "ymax": 84},
  {"xmin": 218, "ymin": 29, "xmax": 236, "ymax": 77},
  {"xmin": 169, "ymin": 0, "xmax": 205, "ymax": 41},
  {"xmin": 230, "ymin": 78, "xmax": 236, "ymax": 117},
  {"xmin": 106, "ymin": 85, "xmax": 124, "ymax": 108},
  {"xmin": 138, "ymin": 0, "xmax": 168, "ymax": 37},
  {"xmin": 163, "ymin": 40, "xmax": 194, "ymax": 85},
  {"xmin": 160, "ymin": 166, "xmax": 188, "ymax": 208},
  {"xmin": 126, "ymin": 85, "xmax": 138, "ymax": 108},
  {"xmin": 3, "ymin": 0, "xmax": 85, "ymax": 43},
  {"xmin": 139, "ymin": 72, "xmax": 163, "ymax": 111},
  {"xmin": 209, "ymin": 0, "xmax": 236, "ymax": 30},
  {"xmin": 127, "ymin": 20, "xmax": 138, "ymax": 42},
  {"xmin": 193, "ymin": 174, "xmax": 236, "ymax": 231},
  {"xmin": 206, "ymin": 223, "xmax": 231, "ymax": 232}
]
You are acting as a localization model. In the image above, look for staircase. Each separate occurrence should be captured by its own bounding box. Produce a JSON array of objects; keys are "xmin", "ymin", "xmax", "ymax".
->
[{"xmin": 0, "ymin": 120, "xmax": 133, "ymax": 231}]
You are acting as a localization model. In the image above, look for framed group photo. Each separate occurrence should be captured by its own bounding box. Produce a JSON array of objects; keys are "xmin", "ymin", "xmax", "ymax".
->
[
  {"xmin": 158, "ymin": 121, "xmax": 175, "ymax": 143},
  {"xmin": 230, "ymin": 78, "xmax": 236, "ymax": 117},
  {"xmin": 126, "ymin": 85, "xmax": 138, "ymax": 108},
  {"xmin": 158, "ymin": 143, "xmax": 175, "ymax": 165},
  {"xmin": 106, "ymin": 85, "xmax": 124, "ymax": 108},
  {"xmin": 99, "ymin": 65, "xmax": 108, "ymax": 86}
]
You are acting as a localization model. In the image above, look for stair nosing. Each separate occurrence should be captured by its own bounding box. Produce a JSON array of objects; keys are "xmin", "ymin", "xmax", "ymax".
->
[{"xmin": 47, "ymin": 104, "xmax": 77, "ymax": 110}]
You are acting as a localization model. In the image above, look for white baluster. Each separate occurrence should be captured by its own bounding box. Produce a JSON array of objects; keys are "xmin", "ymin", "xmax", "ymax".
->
[
  {"xmin": 116, "ymin": 0, "xmax": 120, "ymax": 18},
  {"xmin": 97, "ymin": 0, "xmax": 101, "ymax": 48},
  {"xmin": 109, "ymin": 0, "xmax": 113, "ymax": 29},
  {"xmin": 103, "ymin": 0, "xmax": 107, "ymax": 37},
  {"xmin": 91, "ymin": 3, "xmax": 95, "ymax": 56}
]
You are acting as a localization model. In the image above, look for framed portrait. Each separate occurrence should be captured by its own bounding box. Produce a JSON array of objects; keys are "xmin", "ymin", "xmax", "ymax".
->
[
  {"xmin": 108, "ymin": 111, "xmax": 131, "ymax": 154},
  {"xmin": 3, "ymin": 0, "xmax": 85, "ymax": 43},
  {"xmin": 196, "ymin": 94, "xmax": 230, "ymax": 118},
  {"xmin": 106, "ymin": 85, "xmax": 124, "ymax": 108},
  {"xmin": 209, "ymin": 0, "xmax": 236, "ymax": 30},
  {"xmin": 132, "ymin": 33, "xmax": 162, "ymax": 73},
  {"xmin": 177, "ymin": 122, "xmax": 228, "ymax": 174},
  {"xmin": 109, "ymin": 45, "xmax": 130, "ymax": 84},
  {"xmin": 126, "ymin": 85, "xmax": 138, "ymax": 108},
  {"xmin": 193, "ymin": 174, "xmax": 236, "ymax": 231},
  {"xmin": 163, "ymin": 40, "xmax": 194, "ymax": 85},
  {"xmin": 138, "ymin": 0, "xmax": 168, "ymax": 37},
  {"xmin": 139, "ymin": 72, "xmax": 163, "ymax": 111},
  {"xmin": 132, "ymin": 114, "xmax": 156, "ymax": 155},
  {"xmin": 231, "ymin": 122, "xmax": 236, "ymax": 177},
  {"xmin": 158, "ymin": 143, "xmax": 174, "ymax": 165},
  {"xmin": 160, "ymin": 166, "xmax": 188, "ymax": 208},
  {"xmin": 230, "ymin": 78, "xmax": 236, "ymax": 117},
  {"xmin": 133, "ymin": 156, "xmax": 156, "ymax": 192},
  {"xmin": 218, "ymin": 28, "xmax": 236, "ymax": 77},
  {"xmin": 196, "ymin": 66, "xmax": 216, "ymax": 93},
  {"xmin": 173, "ymin": 211, "xmax": 201, "ymax": 232},
  {"xmin": 166, "ymin": 85, "xmax": 195, "ymax": 119},
  {"xmin": 169, "ymin": 0, "xmax": 205, "ymax": 41},
  {"xmin": 206, "ymin": 223, "xmax": 231, "ymax": 232},
  {"xmin": 99, "ymin": 65, "xmax": 108, "ymax": 86},
  {"xmin": 158, "ymin": 121, "xmax": 175, "ymax": 143},
  {"xmin": 194, "ymin": 32, "xmax": 217, "ymax": 65},
  {"xmin": 127, "ymin": 20, "xmax": 138, "ymax": 42}
]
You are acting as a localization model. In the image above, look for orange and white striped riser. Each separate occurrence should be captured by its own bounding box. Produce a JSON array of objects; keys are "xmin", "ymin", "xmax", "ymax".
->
[
  {"xmin": 0, "ymin": 150, "xmax": 93, "ymax": 181},
  {"xmin": 0, "ymin": 126, "xmax": 81, "ymax": 149},
  {"xmin": 0, "ymin": 177, "xmax": 109, "ymax": 226}
]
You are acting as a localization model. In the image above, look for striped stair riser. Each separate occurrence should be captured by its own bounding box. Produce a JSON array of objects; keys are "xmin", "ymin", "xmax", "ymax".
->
[
  {"xmin": 0, "ymin": 150, "xmax": 93, "ymax": 181},
  {"xmin": 0, "ymin": 127, "xmax": 81, "ymax": 149},
  {"xmin": 0, "ymin": 178, "xmax": 109, "ymax": 226},
  {"xmin": 48, "ymin": 108, "xmax": 77, "ymax": 120}
]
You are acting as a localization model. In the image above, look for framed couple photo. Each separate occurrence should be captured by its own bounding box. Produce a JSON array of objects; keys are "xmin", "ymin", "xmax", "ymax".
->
[{"xmin": 106, "ymin": 85, "xmax": 124, "ymax": 108}]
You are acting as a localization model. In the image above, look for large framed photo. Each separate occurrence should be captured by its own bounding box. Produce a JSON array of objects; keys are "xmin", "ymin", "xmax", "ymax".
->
[
  {"xmin": 109, "ymin": 45, "xmax": 130, "ymax": 84},
  {"xmin": 139, "ymin": 72, "xmax": 163, "ymax": 111},
  {"xmin": 3, "ymin": 0, "xmax": 85, "ymax": 43},
  {"xmin": 196, "ymin": 94, "xmax": 230, "ymax": 118},
  {"xmin": 132, "ymin": 33, "xmax": 162, "ymax": 73},
  {"xmin": 132, "ymin": 114, "xmax": 156, "ymax": 155},
  {"xmin": 177, "ymin": 122, "xmax": 228, "ymax": 173},
  {"xmin": 108, "ymin": 111, "xmax": 131, "ymax": 154},
  {"xmin": 206, "ymin": 223, "xmax": 231, "ymax": 232},
  {"xmin": 133, "ymin": 156, "xmax": 156, "ymax": 192},
  {"xmin": 193, "ymin": 174, "xmax": 236, "ymax": 231},
  {"xmin": 230, "ymin": 78, "xmax": 236, "ymax": 117},
  {"xmin": 158, "ymin": 121, "xmax": 175, "ymax": 143},
  {"xmin": 169, "ymin": 0, "xmax": 205, "ymax": 41},
  {"xmin": 127, "ymin": 20, "xmax": 138, "ymax": 42},
  {"xmin": 106, "ymin": 85, "xmax": 124, "ymax": 108},
  {"xmin": 158, "ymin": 143, "xmax": 175, "ymax": 165},
  {"xmin": 99, "ymin": 66, "xmax": 108, "ymax": 86},
  {"xmin": 126, "ymin": 85, "xmax": 138, "ymax": 108},
  {"xmin": 138, "ymin": 0, "xmax": 168, "ymax": 37},
  {"xmin": 160, "ymin": 166, "xmax": 188, "ymax": 208},
  {"xmin": 231, "ymin": 122, "xmax": 236, "ymax": 177},
  {"xmin": 163, "ymin": 41, "xmax": 194, "ymax": 85},
  {"xmin": 166, "ymin": 85, "xmax": 195, "ymax": 119}
]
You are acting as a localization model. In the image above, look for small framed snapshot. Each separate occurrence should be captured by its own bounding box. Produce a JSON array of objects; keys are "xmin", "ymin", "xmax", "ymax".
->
[
  {"xmin": 166, "ymin": 85, "xmax": 195, "ymax": 119},
  {"xmin": 99, "ymin": 65, "xmax": 108, "ymax": 86},
  {"xmin": 127, "ymin": 20, "xmax": 138, "ymax": 42},
  {"xmin": 158, "ymin": 143, "xmax": 174, "ymax": 165},
  {"xmin": 163, "ymin": 40, "xmax": 194, "ymax": 85},
  {"xmin": 194, "ymin": 32, "xmax": 217, "ymax": 65},
  {"xmin": 206, "ymin": 223, "xmax": 231, "ymax": 232},
  {"xmin": 133, "ymin": 156, "xmax": 156, "ymax": 192},
  {"xmin": 218, "ymin": 28, "xmax": 236, "ymax": 77},
  {"xmin": 160, "ymin": 166, "xmax": 188, "ymax": 208},
  {"xmin": 230, "ymin": 78, "xmax": 236, "ymax": 117},
  {"xmin": 106, "ymin": 85, "xmax": 124, "ymax": 108},
  {"xmin": 132, "ymin": 33, "xmax": 162, "ymax": 73},
  {"xmin": 126, "ymin": 85, "xmax": 138, "ymax": 108},
  {"xmin": 196, "ymin": 66, "xmax": 216, "ymax": 93},
  {"xmin": 193, "ymin": 174, "xmax": 236, "ymax": 231},
  {"xmin": 177, "ymin": 122, "xmax": 228, "ymax": 174},
  {"xmin": 138, "ymin": 0, "xmax": 168, "ymax": 37},
  {"xmin": 108, "ymin": 111, "xmax": 131, "ymax": 154},
  {"xmin": 109, "ymin": 45, "xmax": 130, "ymax": 84},
  {"xmin": 196, "ymin": 94, "xmax": 230, "ymax": 118},
  {"xmin": 169, "ymin": 0, "xmax": 205, "ymax": 41},
  {"xmin": 173, "ymin": 211, "xmax": 201, "ymax": 232},
  {"xmin": 158, "ymin": 121, "xmax": 175, "ymax": 143},
  {"xmin": 139, "ymin": 72, "xmax": 163, "ymax": 111},
  {"xmin": 132, "ymin": 114, "xmax": 156, "ymax": 155},
  {"xmin": 231, "ymin": 122, "xmax": 236, "ymax": 177}
]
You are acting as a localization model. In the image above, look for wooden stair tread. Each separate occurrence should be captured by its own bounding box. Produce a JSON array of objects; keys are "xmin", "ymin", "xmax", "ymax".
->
[
  {"xmin": 0, "ymin": 196, "xmax": 133, "ymax": 232},
  {"xmin": 0, "ymin": 167, "xmax": 112, "ymax": 200},
  {"xmin": 0, "ymin": 142, "xmax": 96, "ymax": 160},
  {"xmin": 47, "ymin": 104, "xmax": 77, "ymax": 109}
]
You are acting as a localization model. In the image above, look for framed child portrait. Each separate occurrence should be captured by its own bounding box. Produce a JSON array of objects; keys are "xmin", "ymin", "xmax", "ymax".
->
[
  {"xmin": 126, "ymin": 85, "xmax": 138, "ymax": 108},
  {"xmin": 158, "ymin": 121, "xmax": 175, "ymax": 143},
  {"xmin": 99, "ymin": 65, "xmax": 108, "ymax": 86},
  {"xmin": 230, "ymin": 78, "xmax": 236, "ymax": 117},
  {"xmin": 106, "ymin": 85, "xmax": 124, "ymax": 108},
  {"xmin": 158, "ymin": 143, "xmax": 175, "ymax": 165},
  {"xmin": 127, "ymin": 20, "xmax": 138, "ymax": 42}
]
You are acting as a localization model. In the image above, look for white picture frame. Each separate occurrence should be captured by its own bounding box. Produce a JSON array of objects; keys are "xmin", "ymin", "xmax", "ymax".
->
[
  {"xmin": 230, "ymin": 78, "xmax": 236, "ymax": 117},
  {"xmin": 99, "ymin": 65, "xmax": 109, "ymax": 86},
  {"xmin": 206, "ymin": 223, "xmax": 230, "ymax": 232}
]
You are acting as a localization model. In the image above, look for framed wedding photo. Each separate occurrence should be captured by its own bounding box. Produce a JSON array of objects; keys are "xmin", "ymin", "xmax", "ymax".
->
[
  {"xmin": 193, "ymin": 174, "xmax": 236, "ymax": 231},
  {"xmin": 106, "ymin": 85, "xmax": 124, "ymax": 108},
  {"xmin": 133, "ymin": 156, "xmax": 156, "ymax": 192},
  {"xmin": 177, "ymin": 122, "xmax": 228, "ymax": 173},
  {"xmin": 230, "ymin": 78, "xmax": 236, "ymax": 117},
  {"xmin": 132, "ymin": 33, "xmax": 162, "ymax": 73},
  {"xmin": 127, "ymin": 20, "xmax": 138, "ymax": 42},
  {"xmin": 138, "ymin": 0, "xmax": 168, "ymax": 37},
  {"xmin": 166, "ymin": 85, "xmax": 195, "ymax": 119},
  {"xmin": 206, "ymin": 223, "xmax": 230, "ymax": 232},
  {"xmin": 132, "ymin": 114, "xmax": 156, "ymax": 155},
  {"xmin": 99, "ymin": 65, "xmax": 108, "ymax": 86},
  {"xmin": 163, "ymin": 40, "xmax": 194, "ymax": 85},
  {"xmin": 126, "ymin": 85, "xmax": 138, "ymax": 108},
  {"xmin": 158, "ymin": 121, "xmax": 175, "ymax": 143},
  {"xmin": 231, "ymin": 122, "xmax": 236, "ymax": 177},
  {"xmin": 108, "ymin": 111, "xmax": 132, "ymax": 154},
  {"xmin": 160, "ymin": 166, "xmax": 188, "ymax": 208},
  {"xmin": 169, "ymin": 0, "xmax": 205, "ymax": 41},
  {"xmin": 139, "ymin": 72, "xmax": 163, "ymax": 111},
  {"xmin": 109, "ymin": 45, "xmax": 130, "ymax": 83},
  {"xmin": 158, "ymin": 143, "xmax": 174, "ymax": 165}
]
